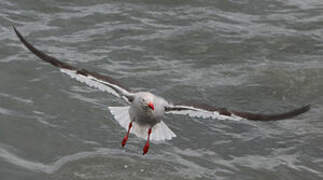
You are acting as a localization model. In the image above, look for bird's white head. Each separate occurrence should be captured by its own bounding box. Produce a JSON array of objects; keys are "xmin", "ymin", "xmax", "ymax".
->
[{"xmin": 135, "ymin": 92, "xmax": 155, "ymax": 112}]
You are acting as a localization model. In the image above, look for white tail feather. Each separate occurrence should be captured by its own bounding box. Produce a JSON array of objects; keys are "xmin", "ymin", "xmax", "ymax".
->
[{"xmin": 108, "ymin": 106, "xmax": 176, "ymax": 141}]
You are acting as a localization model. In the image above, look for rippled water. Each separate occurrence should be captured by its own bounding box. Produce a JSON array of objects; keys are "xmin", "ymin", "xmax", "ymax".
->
[{"xmin": 1, "ymin": 0, "xmax": 323, "ymax": 179}]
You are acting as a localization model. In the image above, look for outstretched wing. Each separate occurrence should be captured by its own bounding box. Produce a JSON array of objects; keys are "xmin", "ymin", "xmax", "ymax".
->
[
  {"xmin": 13, "ymin": 26, "xmax": 134, "ymax": 103},
  {"xmin": 165, "ymin": 103, "xmax": 310, "ymax": 121}
]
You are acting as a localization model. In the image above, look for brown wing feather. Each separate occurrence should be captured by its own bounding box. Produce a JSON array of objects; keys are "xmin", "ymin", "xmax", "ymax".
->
[
  {"xmin": 13, "ymin": 26, "xmax": 75, "ymax": 70},
  {"xmin": 13, "ymin": 25, "xmax": 131, "ymax": 93},
  {"xmin": 231, "ymin": 104, "xmax": 310, "ymax": 121}
]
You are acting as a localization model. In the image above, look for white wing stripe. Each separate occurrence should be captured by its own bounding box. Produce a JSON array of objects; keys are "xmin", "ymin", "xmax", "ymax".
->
[
  {"xmin": 60, "ymin": 69, "xmax": 121, "ymax": 97},
  {"xmin": 166, "ymin": 105, "xmax": 242, "ymax": 121},
  {"xmin": 87, "ymin": 76, "xmax": 132, "ymax": 98}
]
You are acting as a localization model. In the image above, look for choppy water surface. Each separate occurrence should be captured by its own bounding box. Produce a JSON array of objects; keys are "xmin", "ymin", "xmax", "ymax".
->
[{"xmin": 1, "ymin": 0, "xmax": 323, "ymax": 179}]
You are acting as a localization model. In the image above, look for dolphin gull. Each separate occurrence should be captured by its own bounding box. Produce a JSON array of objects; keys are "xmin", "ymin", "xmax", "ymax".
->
[{"xmin": 13, "ymin": 26, "xmax": 310, "ymax": 155}]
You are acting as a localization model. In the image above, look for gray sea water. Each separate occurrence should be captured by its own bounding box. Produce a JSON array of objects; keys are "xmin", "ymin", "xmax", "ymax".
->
[{"xmin": 1, "ymin": 0, "xmax": 323, "ymax": 179}]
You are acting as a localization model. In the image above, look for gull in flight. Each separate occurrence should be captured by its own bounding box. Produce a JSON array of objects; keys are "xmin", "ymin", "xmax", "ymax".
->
[{"xmin": 13, "ymin": 26, "xmax": 310, "ymax": 155}]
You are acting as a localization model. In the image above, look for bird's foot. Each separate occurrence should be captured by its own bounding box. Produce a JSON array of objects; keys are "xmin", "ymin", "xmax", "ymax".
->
[
  {"xmin": 121, "ymin": 136, "xmax": 128, "ymax": 147},
  {"xmin": 143, "ymin": 142, "xmax": 150, "ymax": 155},
  {"xmin": 122, "ymin": 122, "xmax": 133, "ymax": 147}
]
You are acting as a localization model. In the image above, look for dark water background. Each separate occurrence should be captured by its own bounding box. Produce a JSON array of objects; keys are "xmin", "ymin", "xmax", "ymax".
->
[{"xmin": 1, "ymin": 0, "xmax": 323, "ymax": 179}]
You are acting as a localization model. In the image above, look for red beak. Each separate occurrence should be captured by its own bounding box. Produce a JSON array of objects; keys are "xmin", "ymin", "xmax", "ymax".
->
[{"xmin": 148, "ymin": 102, "xmax": 154, "ymax": 111}]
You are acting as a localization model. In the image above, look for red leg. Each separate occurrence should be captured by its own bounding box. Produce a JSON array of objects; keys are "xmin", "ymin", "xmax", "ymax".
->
[
  {"xmin": 121, "ymin": 122, "xmax": 133, "ymax": 147},
  {"xmin": 143, "ymin": 128, "xmax": 152, "ymax": 155}
]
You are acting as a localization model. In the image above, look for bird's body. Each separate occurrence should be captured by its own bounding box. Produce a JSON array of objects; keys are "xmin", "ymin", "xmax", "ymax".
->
[{"xmin": 13, "ymin": 26, "xmax": 311, "ymax": 155}]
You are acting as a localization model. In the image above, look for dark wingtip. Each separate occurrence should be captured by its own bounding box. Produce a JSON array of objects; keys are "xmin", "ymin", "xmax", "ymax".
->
[
  {"xmin": 12, "ymin": 25, "xmax": 76, "ymax": 70},
  {"xmin": 12, "ymin": 25, "xmax": 21, "ymax": 40},
  {"xmin": 303, "ymin": 104, "xmax": 311, "ymax": 111},
  {"xmin": 12, "ymin": 25, "xmax": 17, "ymax": 31},
  {"xmin": 12, "ymin": 25, "xmax": 24, "ymax": 43},
  {"xmin": 294, "ymin": 104, "xmax": 311, "ymax": 116}
]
